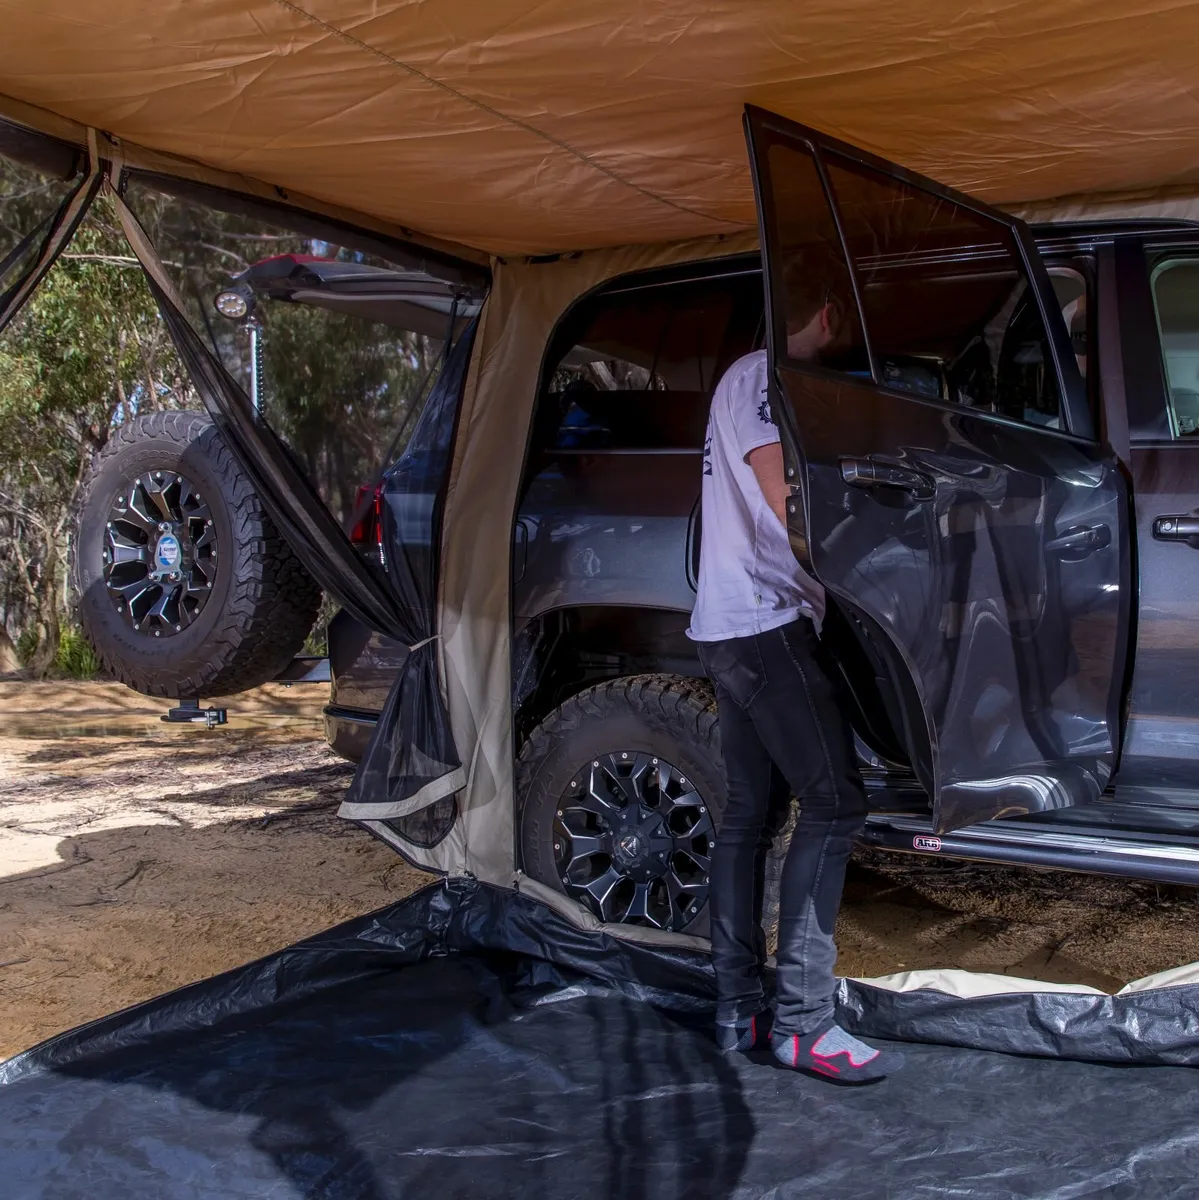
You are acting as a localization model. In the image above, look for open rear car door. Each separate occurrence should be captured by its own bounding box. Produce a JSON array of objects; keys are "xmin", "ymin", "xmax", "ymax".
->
[{"xmin": 743, "ymin": 106, "xmax": 1132, "ymax": 833}]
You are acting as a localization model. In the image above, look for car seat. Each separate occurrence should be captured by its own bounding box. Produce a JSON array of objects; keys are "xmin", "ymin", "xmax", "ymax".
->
[{"xmin": 1172, "ymin": 388, "xmax": 1199, "ymax": 435}]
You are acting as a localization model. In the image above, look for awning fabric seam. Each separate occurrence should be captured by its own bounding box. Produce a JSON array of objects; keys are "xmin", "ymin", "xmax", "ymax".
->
[{"xmin": 270, "ymin": 0, "xmax": 747, "ymax": 233}]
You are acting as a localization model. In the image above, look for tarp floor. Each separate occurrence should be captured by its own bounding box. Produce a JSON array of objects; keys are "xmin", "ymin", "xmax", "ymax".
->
[{"xmin": 2, "ymin": 879, "xmax": 1198, "ymax": 1199}]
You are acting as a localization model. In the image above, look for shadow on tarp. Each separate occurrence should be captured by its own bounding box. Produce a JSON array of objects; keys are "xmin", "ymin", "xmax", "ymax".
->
[{"xmin": 3, "ymin": 879, "xmax": 1199, "ymax": 1199}]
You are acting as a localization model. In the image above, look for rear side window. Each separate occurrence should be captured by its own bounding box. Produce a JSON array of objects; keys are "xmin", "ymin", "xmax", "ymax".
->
[
  {"xmin": 1149, "ymin": 256, "xmax": 1199, "ymax": 437},
  {"xmin": 540, "ymin": 269, "xmax": 763, "ymax": 452},
  {"xmin": 123, "ymin": 176, "xmax": 483, "ymax": 526},
  {"xmin": 823, "ymin": 154, "xmax": 1066, "ymax": 429},
  {"xmin": 760, "ymin": 141, "xmax": 870, "ymax": 378}
]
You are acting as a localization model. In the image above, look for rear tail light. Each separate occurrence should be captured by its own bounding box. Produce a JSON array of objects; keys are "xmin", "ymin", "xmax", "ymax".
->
[{"xmin": 348, "ymin": 483, "xmax": 384, "ymax": 554}]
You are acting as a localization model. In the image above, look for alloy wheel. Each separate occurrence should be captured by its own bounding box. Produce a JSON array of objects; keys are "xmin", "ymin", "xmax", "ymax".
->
[
  {"xmin": 554, "ymin": 751, "xmax": 715, "ymax": 931},
  {"xmin": 102, "ymin": 471, "xmax": 217, "ymax": 638}
]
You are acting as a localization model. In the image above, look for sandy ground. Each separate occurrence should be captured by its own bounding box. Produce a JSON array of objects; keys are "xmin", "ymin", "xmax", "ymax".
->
[
  {"xmin": 836, "ymin": 852, "xmax": 1199, "ymax": 992},
  {"xmin": 4, "ymin": 680, "xmax": 1199, "ymax": 1060},
  {"xmin": 0, "ymin": 680, "xmax": 424, "ymax": 1059}
]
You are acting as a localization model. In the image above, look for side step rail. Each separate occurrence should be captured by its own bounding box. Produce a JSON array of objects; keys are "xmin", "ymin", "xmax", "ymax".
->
[{"xmin": 861, "ymin": 814, "xmax": 1199, "ymax": 887}]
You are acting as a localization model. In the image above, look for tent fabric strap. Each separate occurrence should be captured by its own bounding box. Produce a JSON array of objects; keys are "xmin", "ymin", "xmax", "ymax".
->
[
  {"xmin": 338, "ymin": 764, "xmax": 466, "ymax": 822},
  {"xmin": 104, "ymin": 168, "xmax": 187, "ymax": 315}
]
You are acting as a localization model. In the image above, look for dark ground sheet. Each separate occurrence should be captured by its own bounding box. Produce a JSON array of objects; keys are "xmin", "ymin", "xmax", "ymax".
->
[{"xmin": 2, "ymin": 879, "xmax": 1198, "ymax": 1198}]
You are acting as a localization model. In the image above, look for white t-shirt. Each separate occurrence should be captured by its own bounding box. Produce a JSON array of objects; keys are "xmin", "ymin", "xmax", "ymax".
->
[{"xmin": 687, "ymin": 350, "xmax": 825, "ymax": 642}]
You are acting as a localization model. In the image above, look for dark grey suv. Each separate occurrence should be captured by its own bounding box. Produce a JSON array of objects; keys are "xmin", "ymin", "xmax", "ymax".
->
[
  {"xmin": 66, "ymin": 109, "xmax": 1199, "ymax": 936},
  {"xmin": 325, "ymin": 209, "xmax": 1199, "ymax": 931}
]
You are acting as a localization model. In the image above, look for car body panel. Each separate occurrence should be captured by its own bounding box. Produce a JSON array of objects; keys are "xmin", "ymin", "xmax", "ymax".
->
[
  {"xmin": 769, "ymin": 367, "xmax": 1129, "ymax": 831},
  {"xmin": 515, "ymin": 452, "xmax": 701, "ymax": 624},
  {"xmin": 1120, "ymin": 446, "xmax": 1199, "ymax": 788},
  {"xmin": 1110, "ymin": 228, "xmax": 1199, "ymax": 798}
]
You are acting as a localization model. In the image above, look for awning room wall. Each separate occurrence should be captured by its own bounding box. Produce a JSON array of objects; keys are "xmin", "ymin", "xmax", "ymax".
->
[{"xmin": 387, "ymin": 229, "xmax": 761, "ymax": 880}]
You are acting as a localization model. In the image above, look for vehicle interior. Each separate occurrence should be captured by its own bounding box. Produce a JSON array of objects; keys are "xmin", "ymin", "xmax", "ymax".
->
[{"xmin": 528, "ymin": 264, "xmax": 764, "ymax": 462}]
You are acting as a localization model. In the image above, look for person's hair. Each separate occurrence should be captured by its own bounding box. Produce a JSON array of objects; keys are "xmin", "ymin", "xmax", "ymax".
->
[{"xmin": 780, "ymin": 244, "xmax": 847, "ymax": 334}]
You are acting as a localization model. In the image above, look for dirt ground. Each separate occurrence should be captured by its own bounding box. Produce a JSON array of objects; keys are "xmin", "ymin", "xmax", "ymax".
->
[
  {"xmin": 4, "ymin": 680, "xmax": 1199, "ymax": 1060},
  {"xmin": 0, "ymin": 680, "xmax": 424, "ymax": 1059}
]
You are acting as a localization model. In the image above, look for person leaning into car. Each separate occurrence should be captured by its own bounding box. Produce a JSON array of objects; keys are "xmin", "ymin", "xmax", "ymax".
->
[{"xmin": 688, "ymin": 248, "xmax": 903, "ymax": 1082}]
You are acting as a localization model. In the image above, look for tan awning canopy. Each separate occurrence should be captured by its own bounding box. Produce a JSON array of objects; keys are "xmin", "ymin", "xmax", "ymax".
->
[{"xmin": 2, "ymin": 2, "xmax": 1198, "ymax": 254}]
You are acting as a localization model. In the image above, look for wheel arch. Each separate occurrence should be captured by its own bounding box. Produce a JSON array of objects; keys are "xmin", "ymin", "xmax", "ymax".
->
[{"xmin": 512, "ymin": 603, "xmax": 704, "ymax": 747}]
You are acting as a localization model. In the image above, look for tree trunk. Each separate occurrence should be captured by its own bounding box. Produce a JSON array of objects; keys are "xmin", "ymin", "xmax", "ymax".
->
[
  {"xmin": 28, "ymin": 549, "xmax": 62, "ymax": 678},
  {"xmin": 0, "ymin": 624, "xmax": 20, "ymax": 674},
  {"xmin": 29, "ymin": 610, "xmax": 60, "ymax": 677}
]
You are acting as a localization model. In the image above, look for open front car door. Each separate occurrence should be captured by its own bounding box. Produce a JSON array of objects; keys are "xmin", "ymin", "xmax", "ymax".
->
[{"xmin": 744, "ymin": 105, "xmax": 1131, "ymax": 833}]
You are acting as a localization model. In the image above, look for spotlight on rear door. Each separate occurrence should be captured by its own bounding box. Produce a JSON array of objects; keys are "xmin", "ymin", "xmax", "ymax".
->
[{"xmin": 214, "ymin": 289, "xmax": 252, "ymax": 321}]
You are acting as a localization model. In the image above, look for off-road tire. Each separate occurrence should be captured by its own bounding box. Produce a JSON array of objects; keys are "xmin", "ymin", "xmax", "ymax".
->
[
  {"xmin": 518, "ymin": 674, "xmax": 726, "ymax": 934},
  {"xmin": 71, "ymin": 411, "xmax": 321, "ymax": 697}
]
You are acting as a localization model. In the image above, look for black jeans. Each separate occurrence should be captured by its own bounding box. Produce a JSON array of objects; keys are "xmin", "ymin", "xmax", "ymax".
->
[{"xmin": 697, "ymin": 618, "xmax": 867, "ymax": 1037}]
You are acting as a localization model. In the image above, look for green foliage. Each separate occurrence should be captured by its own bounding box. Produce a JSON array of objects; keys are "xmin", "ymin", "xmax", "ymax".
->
[
  {"xmin": 52, "ymin": 627, "xmax": 101, "ymax": 679},
  {"xmin": 14, "ymin": 625, "xmax": 103, "ymax": 679},
  {"xmin": 260, "ymin": 304, "xmax": 434, "ymax": 523},
  {"xmin": 302, "ymin": 593, "xmax": 339, "ymax": 657},
  {"xmin": 0, "ymin": 178, "xmax": 197, "ymax": 669},
  {"xmin": 0, "ymin": 194, "xmax": 195, "ymax": 463},
  {"xmin": 15, "ymin": 628, "xmax": 37, "ymax": 667}
]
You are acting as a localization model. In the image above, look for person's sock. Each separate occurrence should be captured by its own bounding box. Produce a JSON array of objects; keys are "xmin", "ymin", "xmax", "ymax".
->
[
  {"xmin": 715, "ymin": 1008, "xmax": 773, "ymax": 1052},
  {"xmin": 772, "ymin": 1021, "xmax": 903, "ymax": 1082}
]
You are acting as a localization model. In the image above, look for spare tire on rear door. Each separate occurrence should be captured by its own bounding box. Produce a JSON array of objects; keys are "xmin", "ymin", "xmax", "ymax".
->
[{"xmin": 72, "ymin": 411, "xmax": 321, "ymax": 698}]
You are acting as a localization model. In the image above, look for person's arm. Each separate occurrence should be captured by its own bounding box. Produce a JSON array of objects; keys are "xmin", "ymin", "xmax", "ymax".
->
[{"xmin": 747, "ymin": 441, "xmax": 789, "ymax": 529}]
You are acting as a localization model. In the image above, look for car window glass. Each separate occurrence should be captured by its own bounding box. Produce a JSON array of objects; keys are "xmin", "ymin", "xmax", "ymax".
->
[
  {"xmin": 1050, "ymin": 268, "xmax": 1089, "ymax": 381},
  {"xmin": 543, "ymin": 271, "xmax": 763, "ymax": 452},
  {"xmin": 824, "ymin": 153, "xmax": 1066, "ymax": 429},
  {"xmin": 122, "ymin": 177, "xmax": 482, "ymax": 526},
  {"xmin": 1148, "ymin": 257, "xmax": 1199, "ymax": 437},
  {"xmin": 757, "ymin": 140, "xmax": 869, "ymax": 377}
]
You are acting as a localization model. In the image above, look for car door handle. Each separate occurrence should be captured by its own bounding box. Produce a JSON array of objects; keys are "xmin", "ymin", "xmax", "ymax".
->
[
  {"xmin": 840, "ymin": 457, "xmax": 935, "ymax": 500},
  {"xmin": 1046, "ymin": 524, "xmax": 1111, "ymax": 556},
  {"xmin": 1153, "ymin": 515, "xmax": 1199, "ymax": 545}
]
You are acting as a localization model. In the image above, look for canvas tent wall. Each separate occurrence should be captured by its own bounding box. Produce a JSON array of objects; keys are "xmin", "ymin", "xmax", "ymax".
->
[{"xmin": 4, "ymin": 3, "xmax": 1199, "ymax": 883}]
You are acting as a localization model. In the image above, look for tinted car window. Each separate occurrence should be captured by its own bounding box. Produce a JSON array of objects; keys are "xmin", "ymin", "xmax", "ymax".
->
[
  {"xmin": 124, "ymin": 177, "xmax": 482, "ymax": 526},
  {"xmin": 541, "ymin": 270, "xmax": 763, "ymax": 451},
  {"xmin": 824, "ymin": 153, "xmax": 1066, "ymax": 429},
  {"xmin": 756, "ymin": 140, "xmax": 870, "ymax": 377},
  {"xmin": 1149, "ymin": 256, "xmax": 1199, "ymax": 436}
]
